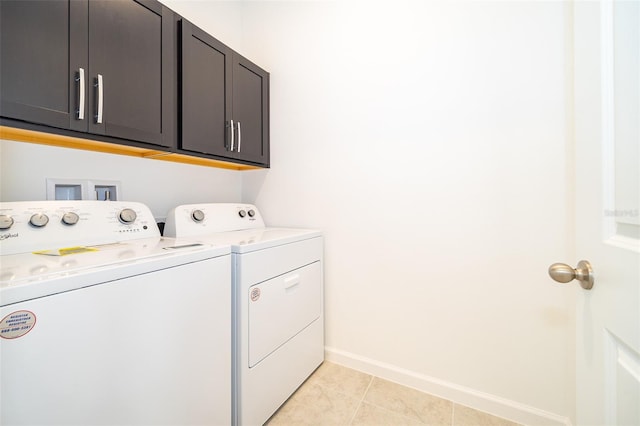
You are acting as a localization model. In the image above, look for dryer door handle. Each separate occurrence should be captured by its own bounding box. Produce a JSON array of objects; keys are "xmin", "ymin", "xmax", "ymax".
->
[{"xmin": 283, "ymin": 274, "xmax": 300, "ymax": 292}]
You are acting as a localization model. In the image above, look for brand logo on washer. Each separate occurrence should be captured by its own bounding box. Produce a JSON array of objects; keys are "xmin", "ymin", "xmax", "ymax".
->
[
  {"xmin": 0, "ymin": 233, "xmax": 18, "ymax": 241},
  {"xmin": 250, "ymin": 288, "xmax": 261, "ymax": 302}
]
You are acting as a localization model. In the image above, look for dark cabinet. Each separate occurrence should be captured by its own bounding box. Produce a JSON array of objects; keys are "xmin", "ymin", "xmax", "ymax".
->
[
  {"xmin": 0, "ymin": 0, "xmax": 174, "ymax": 148},
  {"xmin": 231, "ymin": 55, "xmax": 270, "ymax": 166},
  {"xmin": 1, "ymin": 2, "xmax": 269, "ymax": 169},
  {"xmin": 180, "ymin": 21, "xmax": 231, "ymax": 158},
  {"xmin": 87, "ymin": 0, "xmax": 174, "ymax": 147},
  {"xmin": 0, "ymin": 0, "xmax": 86, "ymax": 132},
  {"xmin": 180, "ymin": 19, "xmax": 269, "ymax": 167}
]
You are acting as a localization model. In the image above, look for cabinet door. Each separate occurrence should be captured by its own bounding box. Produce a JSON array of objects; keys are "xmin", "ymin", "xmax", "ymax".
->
[
  {"xmin": 180, "ymin": 19, "xmax": 232, "ymax": 157},
  {"xmin": 87, "ymin": 0, "xmax": 173, "ymax": 147},
  {"xmin": 0, "ymin": 0, "xmax": 88, "ymax": 132},
  {"xmin": 232, "ymin": 54, "xmax": 270, "ymax": 166}
]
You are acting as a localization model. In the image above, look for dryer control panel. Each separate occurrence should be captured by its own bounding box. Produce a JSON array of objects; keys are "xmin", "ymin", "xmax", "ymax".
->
[
  {"xmin": 0, "ymin": 201, "xmax": 160, "ymax": 255},
  {"xmin": 164, "ymin": 203, "xmax": 266, "ymax": 238}
]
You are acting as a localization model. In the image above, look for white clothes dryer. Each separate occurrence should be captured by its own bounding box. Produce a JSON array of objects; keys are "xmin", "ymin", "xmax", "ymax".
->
[
  {"xmin": 0, "ymin": 201, "xmax": 232, "ymax": 426},
  {"xmin": 164, "ymin": 203, "xmax": 324, "ymax": 426}
]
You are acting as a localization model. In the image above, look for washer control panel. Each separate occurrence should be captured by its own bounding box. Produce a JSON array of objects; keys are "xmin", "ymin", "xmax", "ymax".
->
[
  {"xmin": 164, "ymin": 203, "xmax": 266, "ymax": 238},
  {"xmin": 0, "ymin": 201, "xmax": 160, "ymax": 255}
]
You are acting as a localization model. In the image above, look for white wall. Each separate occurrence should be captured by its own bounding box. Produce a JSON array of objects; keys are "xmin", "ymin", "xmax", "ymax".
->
[
  {"xmin": 160, "ymin": 0, "xmax": 244, "ymax": 52},
  {"xmin": 240, "ymin": 1, "xmax": 575, "ymax": 424},
  {"xmin": 0, "ymin": 140, "xmax": 243, "ymax": 219}
]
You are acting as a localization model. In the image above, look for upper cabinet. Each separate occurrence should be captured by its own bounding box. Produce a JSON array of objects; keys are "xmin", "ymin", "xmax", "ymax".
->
[
  {"xmin": 86, "ymin": 0, "xmax": 174, "ymax": 147},
  {"xmin": 231, "ymin": 54, "xmax": 270, "ymax": 166},
  {"xmin": 1, "ymin": 1, "xmax": 269, "ymax": 169},
  {"xmin": 180, "ymin": 20, "xmax": 231, "ymax": 159},
  {"xmin": 180, "ymin": 19, "xmax": 269, "ymax": 167},
  {"xmin": 0, "ymin": 1, "xmax": 86, "ymax": 132},
  {"xmin": 1, "ymin": 0, "xmax": 174, "ymax": 148}
]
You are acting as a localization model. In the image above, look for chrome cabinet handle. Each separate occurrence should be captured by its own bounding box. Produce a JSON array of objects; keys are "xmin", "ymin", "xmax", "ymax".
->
[
  {"xmin": 76, "ymin": 68, "xmax": 85, "ymax": 120},
  {"xmin": 95, "ymin": 74, "xmax": 103, "ymax": 124},
  {"xmin": 237, "ymin": 121, "xmax": 241, "ymax": 152},
  {"xmin": 229, "ymin": 119, "xmax": 235, "ymax": 151},
  {"xmin": 548, "ymin": 260, "xmax": 594, "ymax": 290}
]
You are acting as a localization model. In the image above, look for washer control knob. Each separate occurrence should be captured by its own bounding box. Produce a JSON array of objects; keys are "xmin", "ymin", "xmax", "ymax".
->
[
  {"xmin": 192, "ymin": 209, "xmax": 205, "ymax": 222},
  {"xmin": 248, "ymin": 209, "xmax": 255, "ymax": 218},
  {"xmin": 61, "ymin": 212, "xmax": 80, "ymax": 226},
  {"xmin": 0, "ymin": 215, "xmax": 14, "ymax": 230},
  {"xmin": 30, "ymin": 213, "xmax": 49, "ymax": 227},
  {"xmin": 238, "ymin": 210, "xmax": 247, "ymax": 218},
  {"xmin": 118, "ymin": 208, "xmax": 137, "ymax": 224}
]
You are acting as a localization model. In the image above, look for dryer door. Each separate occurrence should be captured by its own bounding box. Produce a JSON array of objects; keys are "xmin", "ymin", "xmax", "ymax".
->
[{"xmin": 248, "ymin": 261, "xmax": 321, "ymax": 368}]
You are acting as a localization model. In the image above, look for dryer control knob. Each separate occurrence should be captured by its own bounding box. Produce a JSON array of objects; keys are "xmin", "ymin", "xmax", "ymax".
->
[
  {"xmin": 238, "ymin": 210, "xmax": 247, "ymax": 218},
  {"xmin": 118, "ymin": 208, "xmax": 137, "ymax": 224},
  {"xmin": 0, "ymin": 215, "xmax": 14, "ymax": 230},
  {"xmin": 192, "ymin": 209, "xmax": 205, "ymax": 222},
  {"xmin": 61, "ymin": 212, "xmax": 80, "ymax": 226},
  {"xmin": 248, "ymin": 209, "xmax": 255, "ymax": 217},
  {"xmin": 30, "ymin": 213, "xmax": 49, "ymax": 227}
]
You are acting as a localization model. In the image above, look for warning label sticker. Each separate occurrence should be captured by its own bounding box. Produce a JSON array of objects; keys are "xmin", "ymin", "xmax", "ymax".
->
[{"xmin": 0, "ymin": 311, "xmax": 36, "ymax": 339}]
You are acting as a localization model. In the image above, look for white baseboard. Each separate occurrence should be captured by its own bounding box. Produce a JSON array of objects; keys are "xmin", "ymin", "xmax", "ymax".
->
[{"xmin": 325, "ymin": 346, "xmax": 572, "ymax": 426}]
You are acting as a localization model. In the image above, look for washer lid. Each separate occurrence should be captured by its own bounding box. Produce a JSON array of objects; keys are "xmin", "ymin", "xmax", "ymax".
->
[{"xmin": 1, "ymin": 237, "xmax": 230, "ymax": 306}]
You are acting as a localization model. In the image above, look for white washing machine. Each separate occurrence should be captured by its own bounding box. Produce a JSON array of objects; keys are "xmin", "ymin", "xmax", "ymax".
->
[
  {"xmin": 164, "ymin": 203, "xmax": 324, "ymax": 426},
  {"xmin": 0, "ymin": 200, "xmax": 232, "ymax": 426}
]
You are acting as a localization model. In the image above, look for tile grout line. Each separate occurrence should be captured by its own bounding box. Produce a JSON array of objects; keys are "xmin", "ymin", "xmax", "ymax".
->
[
  {"xmin": 346, "ymin": 374, "xmax": 375, "ymax": 425},
  {"xmin": 353, "ymin": 386, "xmax": 443, "ymax": 425},
  {"xmin": 346, "ymin": 373, "xmax": 459, "ymax": 425},
  {"xmin": 302, "ymin": 363, "xmax": 519, "ymax": 426}
]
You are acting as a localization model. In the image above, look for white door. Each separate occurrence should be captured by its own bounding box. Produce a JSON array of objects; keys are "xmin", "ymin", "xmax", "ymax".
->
[{"xmin": 572, "ymin": 1, "xmax": 640, "ymax": 425}]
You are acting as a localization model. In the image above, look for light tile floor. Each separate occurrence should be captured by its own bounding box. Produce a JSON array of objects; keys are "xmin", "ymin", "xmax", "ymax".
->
[{"xmin": 266, "ymin": 362, "xmax": 522, "ymax": 426}]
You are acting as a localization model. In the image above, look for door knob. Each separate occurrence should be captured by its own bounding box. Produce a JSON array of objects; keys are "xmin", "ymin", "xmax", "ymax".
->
[{"xmin": 548, "ymin": 260, "xmax": 594, "ymax": 290}]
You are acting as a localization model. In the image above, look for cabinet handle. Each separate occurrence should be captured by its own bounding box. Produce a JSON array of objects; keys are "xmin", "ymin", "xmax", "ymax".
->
[
  {"xmin": 237, "ymin": 121, "xmax": 242, "ymax": 152},
  {"xmin": 95, "ymin": 74, "xmax": 103, "ymax": 124},
  {"xmin": 229, "ymin": 119, "xmax": 235, "ymax": 152},
  {"xmin": 76, "ymin": 68, "xmax": 85, "ymax": 120}
]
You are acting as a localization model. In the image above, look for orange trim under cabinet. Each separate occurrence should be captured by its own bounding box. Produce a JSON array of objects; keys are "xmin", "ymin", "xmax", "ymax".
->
[{"xmin": 0, "ymin": 126, "xmax": 260, "ymax": 171}]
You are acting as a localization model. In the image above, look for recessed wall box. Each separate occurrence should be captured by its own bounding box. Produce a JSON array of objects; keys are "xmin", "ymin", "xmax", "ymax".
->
[
  {"xmin": 46, "ymin": 178, "xmax": 89, "ymax": 200},
  {"xmin": 95, "ymin": 186, "xmax": 114, "ymax": 201},
  {"xmin": 55, "ymin": 184, "xmax": 82, "ymax": 200},
  {"xmin": 92, "ymin": 181, "xmax": 121, "ymax": 201},
  {"xmin": 46, "ymin": 179, "xmax": 122, "ymax": 201}
]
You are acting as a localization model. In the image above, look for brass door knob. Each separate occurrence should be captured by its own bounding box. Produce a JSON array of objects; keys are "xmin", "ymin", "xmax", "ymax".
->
[{"xmin": 548, "ymin": 260, "xmax": 594, "ymax": 290}]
